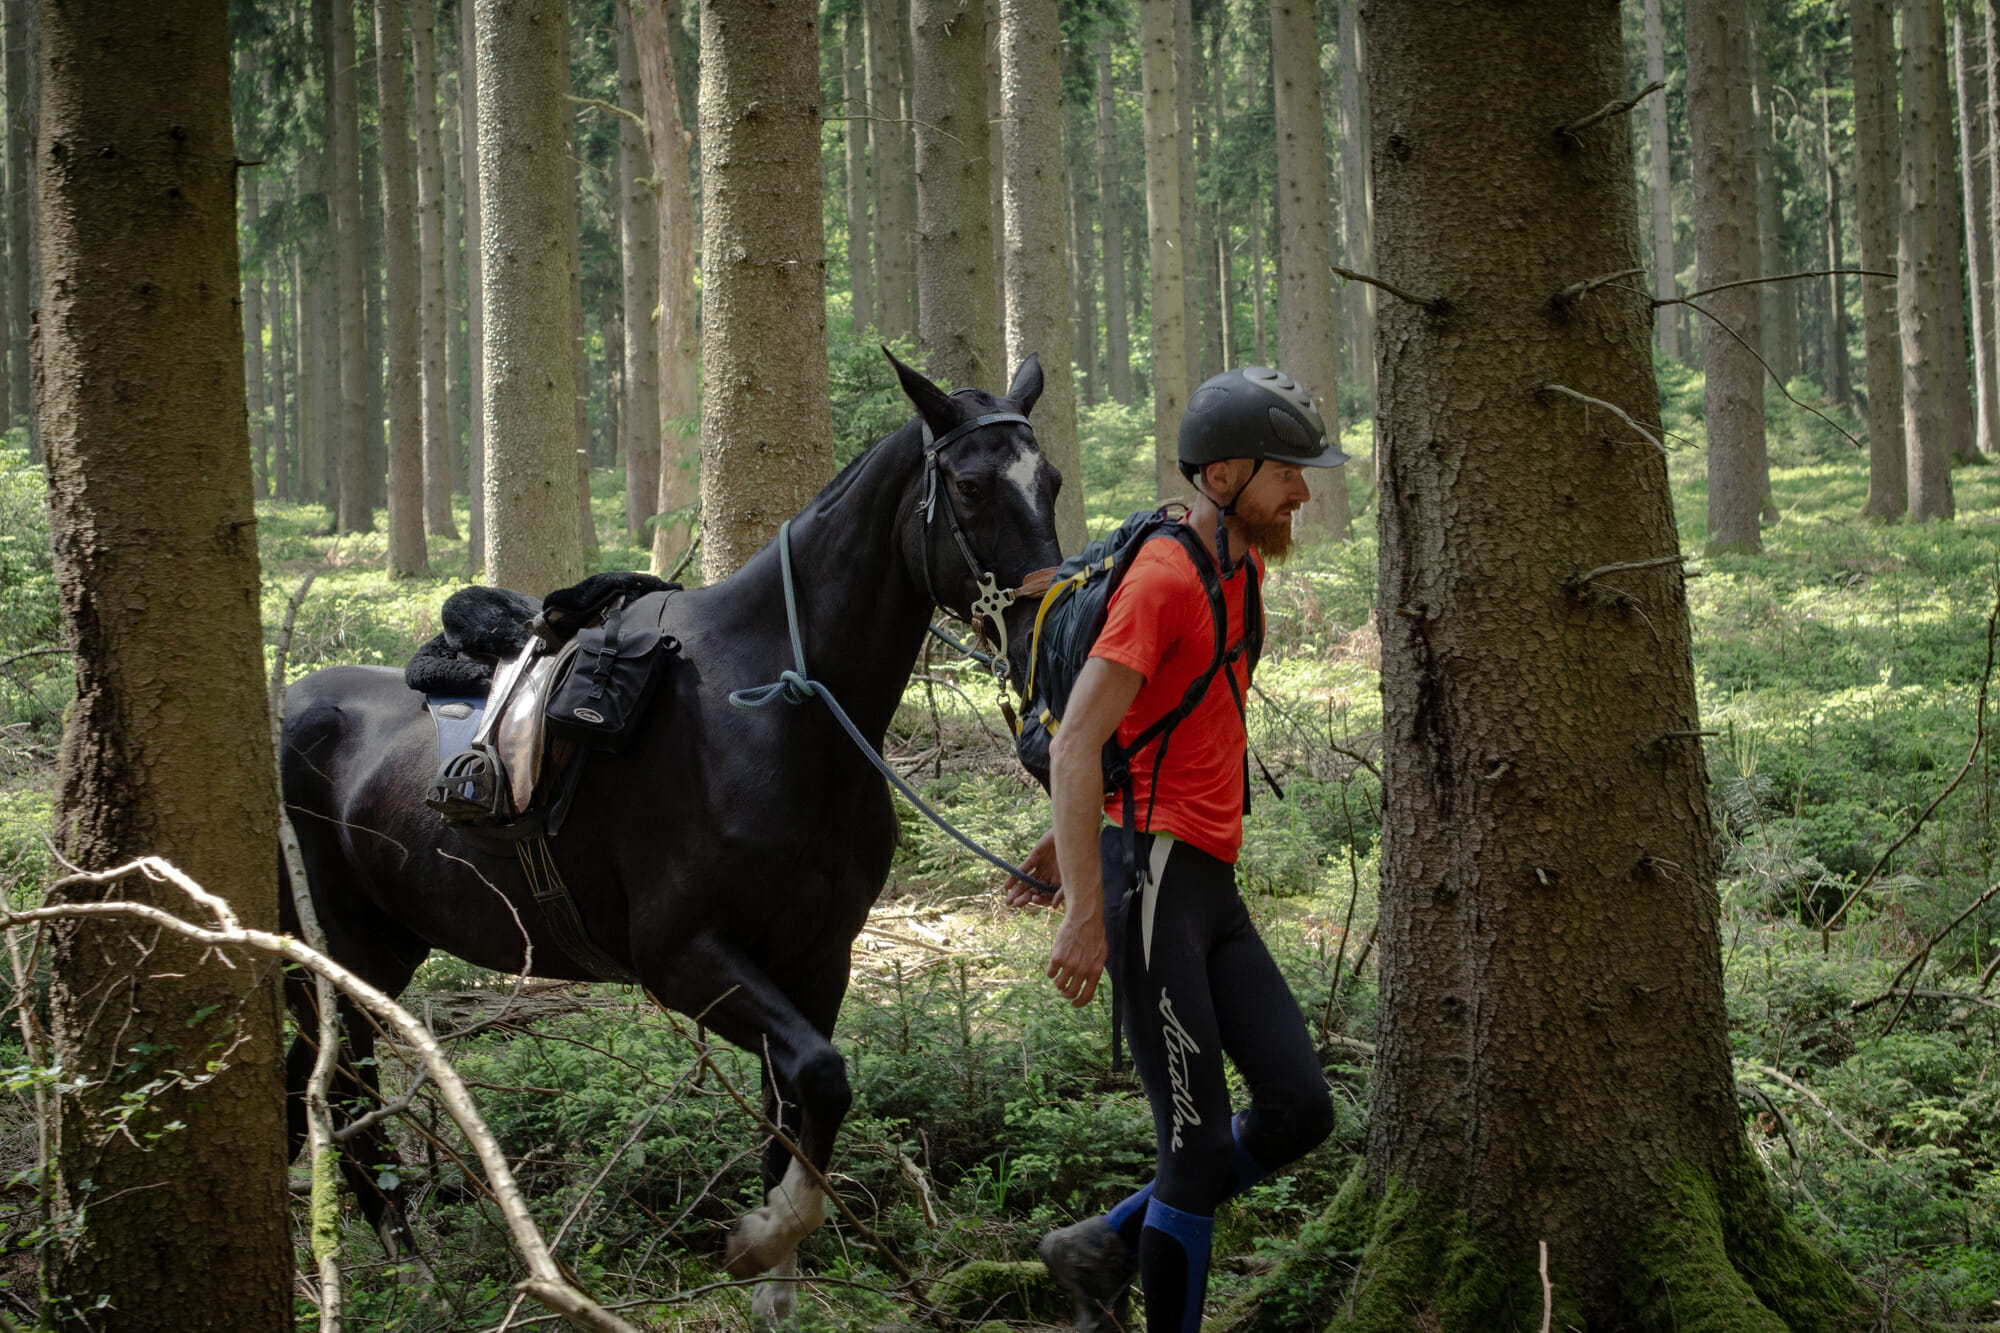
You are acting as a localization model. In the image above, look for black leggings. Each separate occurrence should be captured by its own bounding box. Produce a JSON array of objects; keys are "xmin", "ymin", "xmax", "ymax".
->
[{"xmin": 1099, "ymin": 827, "xmax": 1333, "ymax": 1333}]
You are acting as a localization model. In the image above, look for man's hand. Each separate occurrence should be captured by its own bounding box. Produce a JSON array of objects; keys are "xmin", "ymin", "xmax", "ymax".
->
[
  {"xmin": 1002, "ymin": 830, "xmax": 1063, "ymax": 909},
  {"xmin": 1048, "ymin": 908, "xmax": 1107, "ymax": 1007}
]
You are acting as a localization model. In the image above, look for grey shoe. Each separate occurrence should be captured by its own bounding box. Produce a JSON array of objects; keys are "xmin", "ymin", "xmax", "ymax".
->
[{"xmin": 1040, "ymin": 1217, "xmax": 1136, "ymax": 1333}]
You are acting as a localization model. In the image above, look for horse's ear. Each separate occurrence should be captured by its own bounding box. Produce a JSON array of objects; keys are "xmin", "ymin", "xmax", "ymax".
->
[
  {"xmin": 884, "ymin": 347, "xmax": 958, "ymax": 433},
  {"xmin": 1005, "ymin": 353, "xmax": 1043, "ymax": 416}
]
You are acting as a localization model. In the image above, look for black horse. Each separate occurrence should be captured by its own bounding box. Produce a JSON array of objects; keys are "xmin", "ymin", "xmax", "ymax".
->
[{"xmin": 280, "ymin": 354, "xmax": 1062, "ymax": 1313}]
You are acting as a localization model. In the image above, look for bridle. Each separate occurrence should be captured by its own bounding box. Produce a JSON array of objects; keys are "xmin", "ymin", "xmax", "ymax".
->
[{"xmin": 916, "ymin": 411, "xmax": 1058, "ymax": 686}]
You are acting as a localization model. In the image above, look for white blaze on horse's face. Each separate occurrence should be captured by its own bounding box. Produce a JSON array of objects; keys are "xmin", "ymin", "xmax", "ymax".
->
[{"xmin": 1004, "ymin": 441, "xmax": 1044, "ymax": 512}]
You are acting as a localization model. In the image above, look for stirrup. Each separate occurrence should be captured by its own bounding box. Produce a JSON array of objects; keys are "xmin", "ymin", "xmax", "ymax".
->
[{"xmin": 425, "ymin": 743, "xmax": 507, "ymax": 825}]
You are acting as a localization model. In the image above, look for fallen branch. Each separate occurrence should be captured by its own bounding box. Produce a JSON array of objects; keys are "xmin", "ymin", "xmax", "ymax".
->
[
  {"xmin": 1853, "ymin": 987, "xmax": 2000, "ymax": 1016},
  {"xmin": 16, "ymin": 859, "xmax": 644, "ymax": 1333},
  {"xmin": 1559, "ymin": 79, "xmax": 1663, "ymax": 140},
  {"xmin": 1735, "ymin": 1060, "xmax": 1918, "ymax": 1186},
  {"xmin": 1857, "ymin": 878, "xmax": 2000, "ymax": 1032},
  {"xmin": 1823, "ymin": 586, "xmax": 2000, "ymax": 943},
  {"xmin": 1540, "ymin": 384, "xmax": 1667, "ymax": 454},
  {"xmin": 1331, "ymin": 264, "xmax": 1443, "ymax": 312}
]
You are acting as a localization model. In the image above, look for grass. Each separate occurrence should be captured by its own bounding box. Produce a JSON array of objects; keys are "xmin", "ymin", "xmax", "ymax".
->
[{"xmin": 3, "ymin": 366, "xmax": 2000, "ymax": 1326}]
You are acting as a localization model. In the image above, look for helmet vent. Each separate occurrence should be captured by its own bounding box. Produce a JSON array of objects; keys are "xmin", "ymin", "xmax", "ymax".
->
[{"xmin": 1268, "ymin": 407, "xmax": 1310, "ymax": 450}]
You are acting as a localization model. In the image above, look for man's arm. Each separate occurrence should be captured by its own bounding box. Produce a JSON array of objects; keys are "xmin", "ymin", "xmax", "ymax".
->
[{"xmin": 1044, "ymin": 655, "xmax": 1145, "ymax": 1007}]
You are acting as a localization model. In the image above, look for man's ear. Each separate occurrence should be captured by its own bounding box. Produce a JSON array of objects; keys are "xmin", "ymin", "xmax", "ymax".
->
[{"xmin": 1200, "ymin": 458, "xmax": 1243, "ymax": 497}]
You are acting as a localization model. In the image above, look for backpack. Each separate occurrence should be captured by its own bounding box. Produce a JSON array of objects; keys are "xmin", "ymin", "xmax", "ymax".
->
[{"xmin": 1013, "ymin": 507, "xmax": 1263, "ymax": 815}]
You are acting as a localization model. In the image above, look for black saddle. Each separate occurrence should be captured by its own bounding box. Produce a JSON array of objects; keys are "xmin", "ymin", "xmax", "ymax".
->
[{"xmin": 404, "ymin": 572, "xmax": 679, "ymax": 698}]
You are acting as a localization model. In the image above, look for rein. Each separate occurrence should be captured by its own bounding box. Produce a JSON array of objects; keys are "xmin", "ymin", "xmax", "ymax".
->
[{"xmin": 729, "ymin": 519, "xmax": 1060, "ymax": 894}]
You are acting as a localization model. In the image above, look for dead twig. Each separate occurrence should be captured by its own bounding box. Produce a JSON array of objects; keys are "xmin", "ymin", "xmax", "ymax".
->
[
  {"xmin": 1554, "ymin": 268, "xmax": 1645, "ymax": 308},
  {"xmin": 1680, "ymin": 296, "xmax": 1865, "ymax": 450},
  {"xmin": 1559, "ymin": 79, "xmax": 1663, "ymax": 140},
  {"xmin": 1540, "ymin": 384, "xmax": 1668, "ymax": 453},
  {"xmin": 1331, "ymin": 264, "xmax": 1443, "ymax": 312},
  {"xmin": 1566, "ymin": 554, "xmax": 1687, "ymax": 590},
  {"xmin": 1657, "ymin": 269, "xmax": 1895, "ymax": 307},
  {"xmin": 0, "ymin": 647, "xmax": 69, "ymax": 674},
  {"xmin": 1854, "ymin": 878, "xmax": 2000, "ymax": 1032}
]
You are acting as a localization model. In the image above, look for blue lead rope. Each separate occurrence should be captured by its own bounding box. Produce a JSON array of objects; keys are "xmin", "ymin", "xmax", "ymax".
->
[{"xmin": 729, "ymin": 519, "xmax": 1059, "ymax": 894}]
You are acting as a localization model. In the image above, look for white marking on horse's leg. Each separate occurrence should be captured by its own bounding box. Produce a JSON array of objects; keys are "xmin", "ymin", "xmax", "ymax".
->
[
  {"xmin": 751, "ymin": 1252, "xmax": 801, "ymax": 1326},
  {"xmin": 726, "ymin": 1158, "xmax": 827, "ymax": 1277},
  {"xmin": 1006, "ymin": 445, "xmax": 1042, "ymax": 508}
]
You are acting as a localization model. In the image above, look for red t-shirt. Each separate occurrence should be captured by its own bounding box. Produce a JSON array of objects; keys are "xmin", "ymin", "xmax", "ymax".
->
[{"xmin": 1089, "ymin": 525, "xmax": 1260, "ymax": 863}]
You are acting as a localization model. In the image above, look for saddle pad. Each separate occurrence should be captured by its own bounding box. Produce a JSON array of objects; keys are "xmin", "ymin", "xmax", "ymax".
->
[{"xmin": 427, "ymin": 694, "xmax": 488, "ymax": 765}]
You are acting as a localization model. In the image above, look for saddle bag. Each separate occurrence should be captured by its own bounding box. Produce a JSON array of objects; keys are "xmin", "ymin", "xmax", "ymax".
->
[{"xmin": 544, "ymin": 590, "xmax": 680, "ymax": 752}]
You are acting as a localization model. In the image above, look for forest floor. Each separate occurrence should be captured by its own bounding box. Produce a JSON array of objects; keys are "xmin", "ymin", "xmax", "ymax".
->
[{"xmin": 6, "ymin": 363, "xmax": 2000, "ymax": 1328}]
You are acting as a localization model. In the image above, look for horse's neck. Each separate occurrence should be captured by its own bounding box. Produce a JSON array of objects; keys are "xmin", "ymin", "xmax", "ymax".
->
[{"xmin": 754, "ymin": 430, "xmax": 932, "ymax": 739}]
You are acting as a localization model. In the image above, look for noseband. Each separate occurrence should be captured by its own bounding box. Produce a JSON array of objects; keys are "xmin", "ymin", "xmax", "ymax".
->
[{"xmin": 917, "ymin": 412, "xmax": 1058, "ymax": 682}]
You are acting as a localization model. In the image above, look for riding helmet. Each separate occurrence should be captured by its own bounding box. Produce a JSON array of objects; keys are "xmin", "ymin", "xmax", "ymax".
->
[{"xmin": 1177, "ymin": 366, "xmax": 1350, "ymax": 479}]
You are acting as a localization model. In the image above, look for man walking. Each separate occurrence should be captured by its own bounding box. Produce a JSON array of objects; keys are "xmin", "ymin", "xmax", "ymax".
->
[{"xmin": 1006, "ymin": 368, "xmax": 1344, "ymax": 1332}]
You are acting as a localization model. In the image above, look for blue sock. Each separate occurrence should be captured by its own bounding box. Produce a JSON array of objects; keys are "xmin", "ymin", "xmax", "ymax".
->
[
  {"xmin": 1139, "ymin": 1198, "xmax": 1214, "ymax": 1333},
  {"xmin": 1107, "ymin": 1180, "xmax": 1154, "ymax": 1255}
]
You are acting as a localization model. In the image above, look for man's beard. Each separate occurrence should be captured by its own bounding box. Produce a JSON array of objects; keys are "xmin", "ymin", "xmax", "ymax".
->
[{"xmin": 1243, "ymin": 512, "xmax": 1294, "ymax": 563}]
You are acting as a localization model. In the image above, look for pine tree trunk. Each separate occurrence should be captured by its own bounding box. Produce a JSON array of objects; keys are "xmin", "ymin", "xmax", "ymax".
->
[
  {"xmin": 617, "ymin": 4, "xmax": 661, "ymax": 539},
  {"xmin": 1096, "ymin": 37, "xmax": 1132, "ymax": 405},
  {"xmin": 634, "ymin": 0, "xmax": 698, "ymax": 575},
  {"xmin": 6, "ymin": 0, "xmax": 31, "ymax": 429},
  {"xmin": 39, "ymin": 0, "xmax": 291, "ymax": 1322},
  {"xmin": 295, "ymin": 246, "xmax": 321, "ymax": 504},
  {"xmin": 1140, "ymin": 0, "xmax": 1187, "ymax": 500},
  {"xmin": 999, "ymin": 0, "xmax": 1083, "ymax": 550},
  {"xmin": 414, "ymin": 0, "xmax": 457, "ymax": 537},
  {"xmin": 1936, "ymin": 9, "xmax": 1978, "ymax": 466},
  {"xmin": 443, "ymin": 33, "xmax": 465, "ymax": 499},
  {"xmin": 698, "ymin": 0, "xmax": 834, "ymax": 578},
  {"xmin": 272, "ymin": 258, "xmax": 292, "ymax": 500},
  {"xmin": 1729, "ymin": 6, "xmax": 1774, "ymax": 525},
  {"xmin": 380, "ymin": 0, "xmax": 429, "ymax": 577},
  {"xmin": 1338, "ymin": 0, "xmax": 1373, "ymax": 408},
  {"xmin": 913, "ymin": 0, "xmax": 1001, "ymax": 391},
  {"xmin": 1645, "ymin": 0, "xmax": 1678, "ymax": 355},
  {"xmin": 1271, "ymin": 0, "xmax": 1348, "ymax": 541},
  {"xmin": 1690, "ymin": 0, "xmax": 1763, "ymax": 553},
  {"xmin": 1901, "ymin": 0, "xmax": 1954, "ymax": 520},
  {"xmin": 333, "ymin": 0, "xmax": 370, "ymax": 533},
  {"xmin": 1988, "ymin": 0, "xmax": 2000, "ymax": 460},
  {"xmin": 569, "ymin": 113, "xmax": 598, "ymax": 562},
  {"xmin": 986, "ymin": 0, "xmax": 1004, "ymax": 334},
  {"xmin": 1821, "ymin": 62, "xmax": 1852, "ymax": 409},
  {"xmin": 1065, "ymin": 119, "xmax": 1097, "ymax": 406},
  {"xmin": 844, "ymin": 13, "xmax": 873, "ymax": 334},
  {"xmin": 1956, "ymin": 12, "xmax": 1998, "ymax": 457},
  {"xmin": 1173, "ymin": 0, "xmax": 1201, "ymax": 385},
  {"xmin": 363, "ymin": 127, "xmax": 387, "ymax": 512},
  {"xmin": 1303, "ymin": 4, "xmax": 1875, "ymax": 1325},
  {"xmin": 866, "ymin": 0, "xmax": 912, "ymax": 342},
  {"xmin": 243, "ymin": 169, "xmax": 270, "ymax": 499},
  {"xmin": 1193, "ymin": 22, "xmax": 1220, "ymax": 379},
  {"xmin": 476, "ymin": 0, "xmax": 583, "ymax": 594},
  {"xmin": 1854, "ymin": 0, "xmax": 1905, "ymax": 514},
  {"xmin": 1751, "ymin": 23, "xmax": 1795, "ymax": 383},
  {"xmin": 1250, "ymin": 190, "xmax": 1266, "ymax": 363},
  {"xmin": 462, "ymin": 0, "xmax": 485, "ymax": 568}
]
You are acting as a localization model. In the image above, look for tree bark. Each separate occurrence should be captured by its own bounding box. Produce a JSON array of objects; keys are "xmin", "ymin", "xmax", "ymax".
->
[
  {"xmin": 698, "ymin": 0, "xmax": 834, "ymax": 579},
  {"xmin": 476, "ymin": 0, "xmax": 583, "ymax": 594},
  {"xmin": 1140, "ymin": 0, "xmax": 1187, "ymax": 501},
  {"xmin": 443, "ymin": 27, "xmax": 465, "ymax": 499},
  {"xmin": 1854, "ymin": 0, "xmax": 1905, "ymax": 515},
  {"xmin": 569, "ymin": 112, "xmax": 598, "ymax": 562},
  {"xmin": 913, "ymin": 0, "xmax": 1001, "ymax": 391},
  {"xmin": 39, "ymin": 0, "xmax": 291, "ymax": 1323},
  {"xmin": 1338, "ymin": 0, "xmax": 1374, "ymax": 408},
  {"xmin": 295, "ymin": 245, "xmax": 322, "ymax": 504},
  {"xmin": 843, "ymin": 12, "xmax": 873, "ymax": 334},
  {"xmin": 1901, "ymin": 0, "xmax": 1954, "ymax": 520},
  {"xmin": 1272, "ymin": 0, "xmax": 1349, "ymax": 541},
  {"xmin": 1751, "ymin": 22, "xmax": 1796, "ymax": 383},
  {"xmin": 617, "ymin": 3, "xmax": 661, "ymax": 540},
  {"xmin": 271, "ymin": 253, "xmax": 292, "ymax": 500},
  {"xmin": 415, "ymin": 0, "xmax": 458, "ymax": 537},
  {"xmin": 243, "ymin": 168, "xmax": 269, "ymax": 499},
  {"xmin": 363, "ymin": 124, "xmax": 387, "ymax": 513},
  {"xmin": 1689, "ymin": 0, "xmax": 1763, "ymax": 553},
  {"xmin": 333, "ymin": 0, "xmax": 370, "ymax": 533},
  {"xmin": 866, "ymin": 0, "xmax": 912, "ymax": 341},
  {"xmin": 1313, "ymin": 4, "xmax": 1876, "ymax": 1326},
  {"xmin": 999, "ymin": 0, "xmax": 1083, "ymax": 550},
  {"xmin": 1820, "ymin": 60, "xmax": 1852, "ymax": 409},
  {"xmin": 1937, "ymin": 7, "xmax": 1978, "ymax": 466},
  {"xmin": 633, "ymin": 0, "xmax": 698, "ymax": 575},
  {"xmin": 1066, "ymin": 131, "xmax": 1097, "ymax": 406},
  {"xmin": 1729, "ymin": 5, "xmax": 1774, "ymax": 526},
  {"xmin": 985, "ymin": 0, "xmax": 1004, "ymax": 332},
  {"xmin": 1173, "ymin": 0, "xmax": 1200, "ymax": 386},
  {"xmin": 1645, "ymin": 0, "xmax": 1678, "ymax": 355},
  {"xmin": 1957, "ymin": 11, "xmax": 1998, "ymax": 457},
  {"xmin": 462, "ymin": 0, "xmax": 485, "ymax": 568},
  {"xmin": 1096, "ymin": 37, "xmax": 1132, "ymax": 406},
  {"xmin": 1193, "ymin": 18, "xmax": 1220, "ymax": 379},
  {"xmin": 6, "ymin": 0, "xmax": 32, "ymax": 429},
  {"xmin": 380, "ymin": 0, "xmax": 430, "ymax": 578}
]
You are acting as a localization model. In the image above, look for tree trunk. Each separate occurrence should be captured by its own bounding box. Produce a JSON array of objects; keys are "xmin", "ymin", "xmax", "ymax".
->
[
  {"xmin": 415, "ymin": 0, "xmax": 458, "ymax": 537},
  {"xmin": 1067, "ymin": 136, "xmax": 1098, "ymax": 407},
  {"xmin": 1901, "ymin": 0, "xmax": 1953, "ymax": 520},
  {"xmin": 866, "ymin": 0, "xmax": 912, "ymax": 342},
  {"xmin": 462, "ymin": 0, "xmax": 485, "ymax": 568},
  {"xmin": 1854, "ymin": 0, "xmax": 1904, "ymax": 515},
  {"xmin": 6, "ymin": 0, "xmax": 31, "ymax": 430},
  {"xmin": 999, "ymin": 0, "xmax": 1083, "ymax": 550},
  {"xmin": 1957, "ymin": 11, "xmax": 1998, "ymax": 457},
  {"xmin": 844, "ymin": 12, "xmax": 873, "ymax": 334},
  {"xmin": 1096, "ymin": 37, "xmax": 1132, "ymax": 406},
  {"xmin": 39, "ymin": 0, "xmax": 291, "ymax": 1323},
  {"xmin": 271, "ymin": 257, "xmax": 292, "ymax": 500},
  {"xmin": 913, "ymin": 0, "xmax": 1001, "ymax": 391},
  {"xmin": 1193, "ymin": 20, "xmax": 1220, "ymax": 379},
  {"xmin": 986, "ymin": 0, "xmax": 1004, "ymax": 334},
  {"xmin": 698, "ymin": 0, "xmax": 834, "ymax": 579},
  {"xmin": 1751, "ymin": 23, "xmax": 1796, "ymax": 383},
  {"xmin": 1821, "ymin": 60, "xmax": 1852, "ymax": 409},
  {"xmin": 295, "ymin": 246, "xmax": 321, "ymax": 504},
  {"xmin": 443, "ymin": 30, "xmax": 465, "ymax": 499},
  {"xmin": 1988, "ymin": 0, "xmax": 2000, "ymax": 459},
  {"xmin": 1937, "ymin": 7, "xmax": 1978, "ymax": 467},
  {"xmin": 1645, "ymin": 0, "xmax": 1678, "ymax": 355},
  {"xmin": 1689, "ymin": 0, "xmax": 1763, "ymax": 553},
  {"xmin": 617, "ymin": 3, "xmax": 660, "ymax": 539},
  {"xmin": 634, "ymin": 0, "xmax": 698, "ymax": 575},
  {"xmin": 1729, "ymin": 5, "xmax": 1774, "ymax": 526},
  {"xmin": 569, "ymin": 112, "xmax": 598, "ymax": 563},
  {"xmin": 363, "ymin": 126, "xmax": 387, "ymax": 513},
  {"xmin": 243, "ymin": 169, "xmax": 270, "ymax": 499},
  {"xmin": 1250, "ymin": 190, "xmax": 1266, "ymax": 364},
  {"xmin": 1338, "ymin": 0, "xmax": 1374, "ymax": 409},
  {"xmin": 1288, "ymin": 4, "xmax": 1875, "ymax": 1326},
  {"xmin": 1271, "ymin": 0, "xmax": 1348, "ymax": 541},
  {"xmin": 1173, "ymin": 0, "xmax": 1200, "ymax": 385},
  {"xmin": 1140, "ymin": 0, "xmax": 1187, "ymax": 501},
  {"xmin": 333, "ymin": 0, "xmax": 370, "ymax": 533},
  {"xmin": 476, "ymin": 0, "xmax": 583, "ymax": 595},
  {"xmin": 380, "ymin": 0, "xmax": 430, "ymax": 577}
]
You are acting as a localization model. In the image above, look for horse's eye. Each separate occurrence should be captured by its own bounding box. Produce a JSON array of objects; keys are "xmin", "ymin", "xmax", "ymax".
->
[{"xmin": 957, "ymin": 478, "xmax": 984, "ymax": 505}]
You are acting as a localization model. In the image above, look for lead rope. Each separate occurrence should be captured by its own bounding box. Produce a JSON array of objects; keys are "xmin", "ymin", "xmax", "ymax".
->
[{"xmin": 729, "ymin": 519, "xmax": 1059, "ymax": 894}]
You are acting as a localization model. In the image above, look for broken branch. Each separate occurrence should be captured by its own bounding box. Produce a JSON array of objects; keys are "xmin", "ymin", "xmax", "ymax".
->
[
  {"xmin": 1679, "ymin": 297, "xmax": 1865, "ymax": 452},
  {"xmin": 1659, "ymin": 269, "xmax": 1894, "ymax": 307},
  {"xmin": 1540, "ymin": 384, "xmax": 1668, "ymax": 454},
  {"xmin": 1554, "ymin": 268, "xmax": 1645, "ymax": 307},
  {"xmin": 1331, "ymin": 264, "xmax": 1443, "ymax": 312},
  {"xmin": 1560, "ymin": 79, "xmax": 1664, "ymax": 139},
  {"xmin": 1568, "ymin": 554, "xmax": 1687, "ymax": 588}
]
